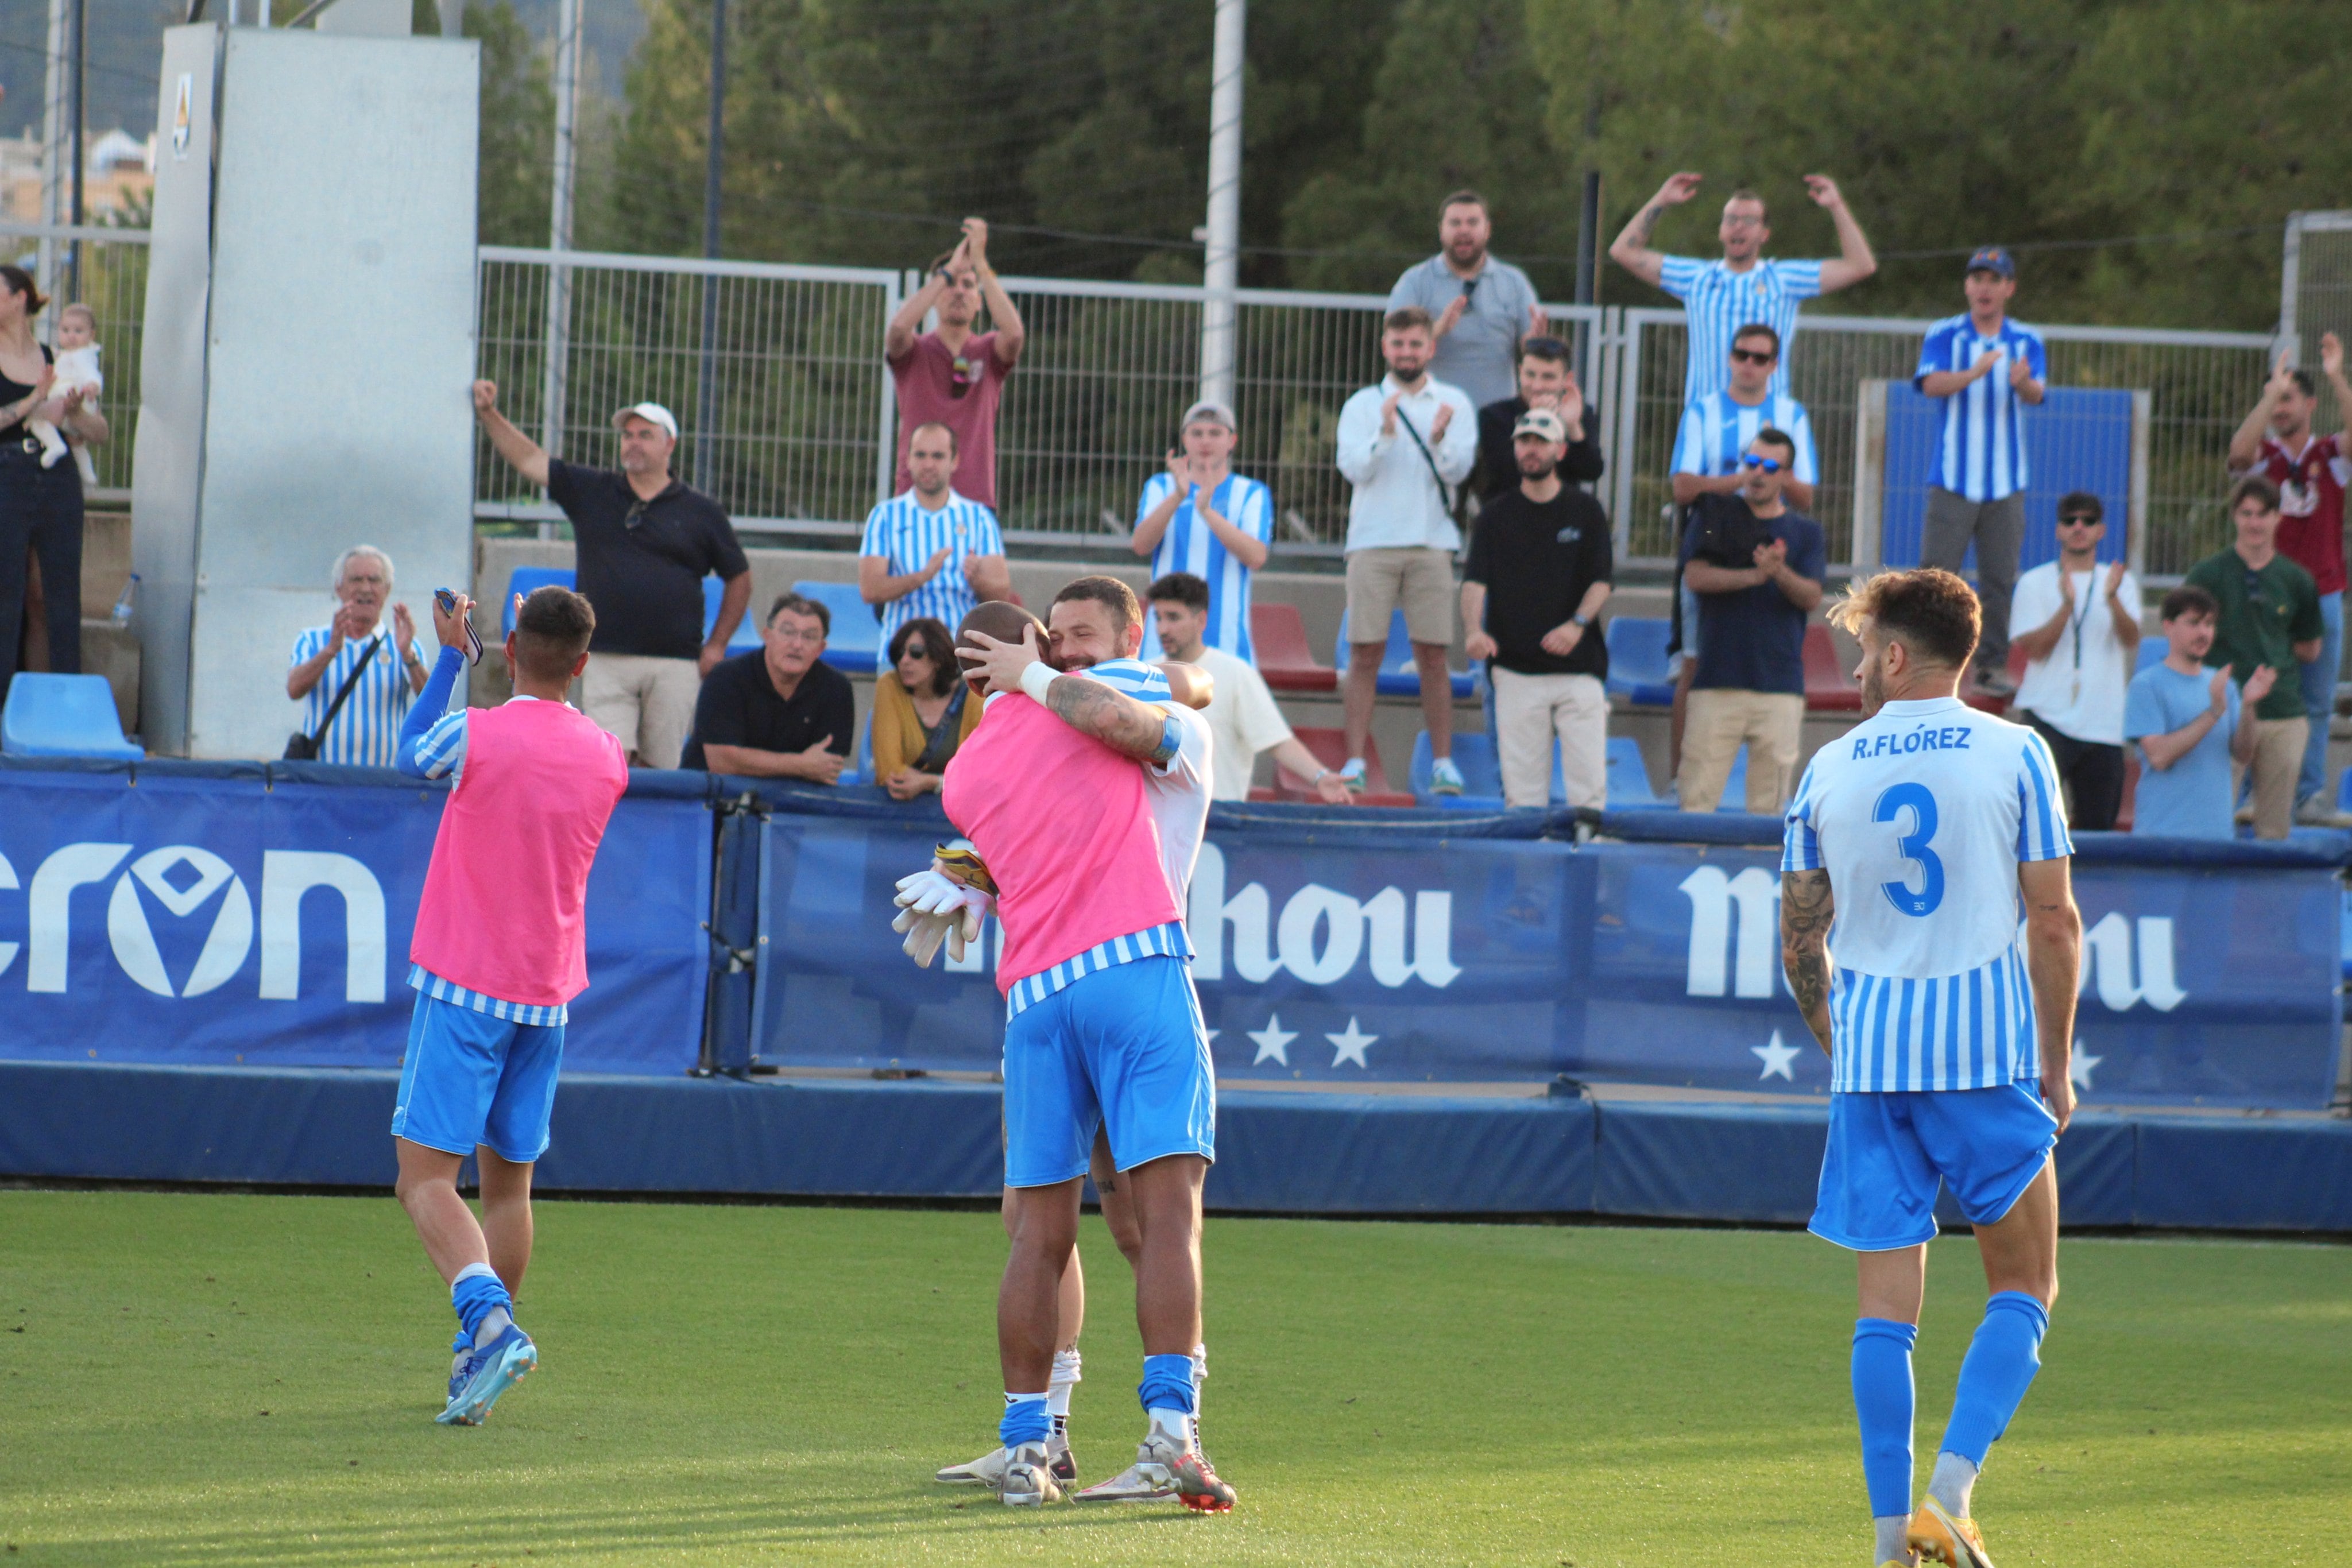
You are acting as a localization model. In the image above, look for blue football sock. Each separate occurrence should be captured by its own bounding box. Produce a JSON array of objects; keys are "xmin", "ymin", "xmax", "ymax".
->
[
  {"xmin": 1939, "ymin": 1291, "xmax": 2049, "ymax": 1470},
  {"xmin": 999, "ymin": 1392, "xmax": 1050, "ymax": 1450},
  {"xmin": 449, "ymin": 1264, "xmax": 512, "ymax": 1344},
  {"xmin": 1138, "ymin": 1353, "xmax": 1197, "ymax": 1416},
  {"xmin": 1851, "ymin": 1318, "xmax": 1918, "ymax": 1521}
]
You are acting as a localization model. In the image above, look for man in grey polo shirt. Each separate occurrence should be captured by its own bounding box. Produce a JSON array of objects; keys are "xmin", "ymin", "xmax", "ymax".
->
[{"xmin": 1386, "ymin": 189, "xmax": 1545, "ymax": 411}]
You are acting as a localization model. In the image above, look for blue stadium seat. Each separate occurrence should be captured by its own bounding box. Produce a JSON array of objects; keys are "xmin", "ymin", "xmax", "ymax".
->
[
  {"xmin": 1604, "ymin": 617, "xmax": 1676, "ymax": 706},
  {"xmin": 2136, "ymin": 637, "xmax": 2167, "ymax": 676},
  {"xmin": 791, "ymin": 580, "xmax": 883, "ymax": 675},
  {"xmin": 501, "ymin": 566, "xmax": 575, "ymax": 633},
  {"xmin": 2342, "ymin": 886, "xmax": 2352, "ymax": 984},
  {"xmin": 1, "ymin": 673, "xmax": 141, "ymax": 759},
  {"xmin": 1606, "ymin": 735, "xmax": 1669, "ymax": 810},
  {"xmin": 837, "ymin": 712, "xmax": 873, "ymax": 788},
  {"xmin": 1334, "ymin": 610, "xmax": 1475, "ymax": 699},
  {"xmin": 1409, "ymin": 730, "xmax": 1507, "ymax": 810},
  {"xmin": 706, "ymin": 578, "xmax": 764, "ymax": 653}
]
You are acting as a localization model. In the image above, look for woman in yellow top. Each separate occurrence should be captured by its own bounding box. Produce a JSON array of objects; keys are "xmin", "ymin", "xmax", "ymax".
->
[{"xmin": 874, "ymin": 615, "xmax": 981, "ymax": 800}]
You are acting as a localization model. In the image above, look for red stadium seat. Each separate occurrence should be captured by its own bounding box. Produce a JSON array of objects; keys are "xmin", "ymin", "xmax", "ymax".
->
[
  {"xmin": 1804, "ymin": 624, "xmax": 1862, "ymax": 711},
  {"xmin": 1277, "ymin": 726, "xmax": 1414, "ymax": 806},
  {"xmin": 1250, "ymin": 602, "xmax": 1338, "ymax": 692}
]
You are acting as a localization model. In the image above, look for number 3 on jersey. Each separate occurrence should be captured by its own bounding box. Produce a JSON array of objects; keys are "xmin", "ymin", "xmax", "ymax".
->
[{"xmin": 1874, "ymin": 782, "xmax": 1944, "ymax": 917}]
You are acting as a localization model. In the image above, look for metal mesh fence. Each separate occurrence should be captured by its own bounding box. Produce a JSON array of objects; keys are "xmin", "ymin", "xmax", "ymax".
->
[
  {"xmin": 1, "ymin": 224, "xmax": 149, "ymax": 498},
  {"xmin": 2285, "ymin": 212, "xmax": 2352, "ymax": 438},
  {"xmin": 1617, "ymin": 310, "xmax": 2270, "ymax": 575},
  {"xmin": 474, "ymin": 249, "xmax": 898, "ymax": 532}
]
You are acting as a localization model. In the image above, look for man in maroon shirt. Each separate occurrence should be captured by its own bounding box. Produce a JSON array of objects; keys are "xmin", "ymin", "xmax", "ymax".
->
[
  {"xmin": 885, "ymin": 218, "xmax": 1028, "ymax": 510},
  {"xmin": 2229, "ymin": 332, "xmax": 2352, "ymax": 823}
]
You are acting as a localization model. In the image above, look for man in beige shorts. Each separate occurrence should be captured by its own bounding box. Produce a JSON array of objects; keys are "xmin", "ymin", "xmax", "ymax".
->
[{"xmin": 1333, "ymin": 307, "xmax": 1479, "ymax": 793}]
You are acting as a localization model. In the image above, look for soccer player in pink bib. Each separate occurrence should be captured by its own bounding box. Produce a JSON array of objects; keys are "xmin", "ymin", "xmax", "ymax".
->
[
  {"xmin": 908, "ymin": 584, "xmax": 1231, "ymax": 1509},
  {"xmin": 390, "ymin": 586, "xmax": 628, "ymax": 1426}
]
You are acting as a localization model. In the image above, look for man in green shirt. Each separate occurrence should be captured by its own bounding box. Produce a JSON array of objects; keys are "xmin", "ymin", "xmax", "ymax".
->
[{"xmin": 2184, "ymin": 475, "xmax": 2325, "ymax": 838}]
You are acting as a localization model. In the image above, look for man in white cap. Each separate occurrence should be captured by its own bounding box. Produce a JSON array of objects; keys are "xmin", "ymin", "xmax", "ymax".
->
[
  {"xmin": 1131, "ymin": 398, "xmax": 1274, "ymax": 662},
  {"xmin": 473, "ymin": 383, "xmax": 751, "ymax": 769}
]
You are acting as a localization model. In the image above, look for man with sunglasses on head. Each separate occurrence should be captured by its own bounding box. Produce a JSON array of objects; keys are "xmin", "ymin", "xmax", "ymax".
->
[
  {"xmin": 1610, "ymin": 173, "xmax": 1877, "ymax": 405},
  {"xmin": 1387, "ymin": 189, "xmax": 1545, "ymax": 411},
  {"xmin": 472, "ymin": 382, "xmax": 750, "ymax": 770},
  {"xmin": 1676, "ymin": 429, "xmax": 1825, "ymax": 814},
  {"xmin": 886, "ymin": 218, "xmax": 1027, "ymax": 510},
  {"xmin": 1916, "ymin": 247, "xmax": 2047, "ymax": 698},
  {"xmin": 1476, "ymin": 336, "xmax": 1603, "ymax": 501},
  {"xmin": 2005, "ymin": 493, "xmax": 2141, "ymax": 830}
]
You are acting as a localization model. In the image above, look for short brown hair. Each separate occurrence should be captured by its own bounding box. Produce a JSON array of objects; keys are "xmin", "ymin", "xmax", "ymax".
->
[
  {"xmin": 1827, "ymin": 568, "xmax": 1980, "ymax": 671},
  {"xmin": 1724, "ymin": 186, "xmax": 1767, "ymax": 216},
  {"xmin": 1731, "ymin": 322, "xmax": 1781, "ymax": 357},
  {"xmin": 513, "ymin": 584, "xmax": 596, "ymax": 684},
  {"xmin": 1384, "ymin": 306, "xmax": 1434, "ymax": 336},
  {"xmin": 2229, "ymin": 474, "xmax": 2281, "ymax": 514},
  {"xmin": 767, "ymin": 593, "xmax": 830, "ymax": 635},
  {"xmin": 1146, "ymin": 572, "xmax": 1210, "ymax": 613},
  {"xmin": 1439, "ymin": 188, "xmax": 1488, "ymax": 218},
  {"xmin": 907, "ymin": 420, "xmax": 959, "ymax": 456},
  {"xmin": 1052, "ymin": 575, "xmax": 1142, "ymax": 640},
  {"xmin": 2160, "ymin": 584, "xmax": 2218, "ymax": 622},
  {"xmin": 1752, "ymin": 426, "xmax": 1797, "ymax": 462}
]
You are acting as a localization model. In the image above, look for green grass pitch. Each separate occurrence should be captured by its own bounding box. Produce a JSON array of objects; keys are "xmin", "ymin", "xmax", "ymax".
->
[{"xmin": 2, "ymin": 1190, "xmax": 2346, "ymax": 1566}]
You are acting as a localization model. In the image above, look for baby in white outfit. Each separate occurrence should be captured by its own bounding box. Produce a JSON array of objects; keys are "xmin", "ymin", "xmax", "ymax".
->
[{"xmin": 29, "ymin": 303, "xmax": 101, "ymax": 485}]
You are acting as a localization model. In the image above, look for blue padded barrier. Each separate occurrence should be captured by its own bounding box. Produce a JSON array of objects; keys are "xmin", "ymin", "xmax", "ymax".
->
[
  {"xmin": 1593, "ymin": 1098, "xmax": 1828, "ymax": 1223},
  {"xmin": 1, "ymin": 673, "xmax": 141, "ymax": 759},
  {"xmin": 791, "ymin": 580, "xmax": 883, "ymax": 674},
  {"xmin": 1336, "ymin": 609, "xmax": 1475, "ymax": 699},
  {"xmin": 2133, "ymin": 1116, "xmax": 2352, "ymax": 1231},
  {"xmin": 1603, "ymin": 617, "xmax": 1676, "ymax": 706},
  {"xmin": 1207, "ymin": 1089, "xmax": 1597, "ymax": 1213}
]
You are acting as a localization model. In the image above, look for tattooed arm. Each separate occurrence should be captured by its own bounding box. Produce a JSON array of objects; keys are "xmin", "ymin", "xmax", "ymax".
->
[
  {"xmin": 1043, "ymin": 675, "xmax": 1179, "ymax": 763},
  {"xmin": 1608, "ymin": 172, "xmax": 1701, "ymax": 288},
  {"xmin": 1780, "ymin": 868, "xmax": 1836, "ymax": 1056}
]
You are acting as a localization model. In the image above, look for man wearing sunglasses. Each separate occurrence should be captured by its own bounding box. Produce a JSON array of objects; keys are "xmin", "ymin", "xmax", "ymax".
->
[
  {"xmin": 1677, "ymin": 429, "xmax": 1825, "ymax": 814},
  {"xmin": 886, "ymin": 218, "xmax": 1027, "ymax": 510},
  {"xmin": 1916, "ymin": 247, "xmax": 2047, "ymax": 699},
  {"xmin": 2005, "ymin": 493, "xmax": 2141, "ymax": 830}
]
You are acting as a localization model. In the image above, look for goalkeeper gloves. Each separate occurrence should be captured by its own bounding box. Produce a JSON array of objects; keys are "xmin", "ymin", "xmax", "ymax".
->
[{"xmin": 892, "ymin": 864, "xmax": 995, "ymax": 969}]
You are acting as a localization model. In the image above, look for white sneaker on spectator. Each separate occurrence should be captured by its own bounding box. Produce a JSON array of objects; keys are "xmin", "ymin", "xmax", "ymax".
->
[
  {"xmin": 1337, "ymin": 758, "xmax": 1367, "ymax": 792},
  {"xmin": 2294, "ymin": 795, "xmax": 2352, "ymax": 827},
  {"xmin": 1429, "ymin": 757, "xmax": 1465, "ymax": 796}
]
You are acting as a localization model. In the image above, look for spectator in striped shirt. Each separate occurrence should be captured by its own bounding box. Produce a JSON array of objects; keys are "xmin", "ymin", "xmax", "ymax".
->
[
  {"xmin": 285, "ymin": 544, "xmax": 432, "ymax": 767},
  {"xmin": 1131, "ymin": 399, "xmax": 1272, "ymax": 662},
  {"xmin": 1917, "ymin": 247, "xmax": 2047, "ymax": 698},
  {"xmin": 858, "ymin": 420, "xmax": 1012, "ymax": 652},
  {"xmin": 1610, "ymin": 172, "xmax": 1877, "ymax": 404}
]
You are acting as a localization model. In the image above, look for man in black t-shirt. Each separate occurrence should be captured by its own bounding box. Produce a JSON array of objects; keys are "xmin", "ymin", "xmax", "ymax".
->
[
  {"xmin": 1462, "ymin": 408, "xmax": 1615, "ymax": 808},
  {"xmin": 682, "ymin": 594, "xmax": 856, "ymax": 778},
  {"xmin": 1475, "ymin": 336, "xmax": 1605, "ymax": 501},
  {"xmin": 473, "ymin": 382, "xmax": 752, "ymax": 769}
]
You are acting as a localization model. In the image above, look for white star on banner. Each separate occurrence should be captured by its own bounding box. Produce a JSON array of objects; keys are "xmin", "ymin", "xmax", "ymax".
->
[
  {"xmin": 1752, "ymin": 1030, "xmax": 1800, "ymax": 1082},
  {"xmin": 2069, "ymin": 1046, "xmax": 2102, "ymax": 1092},
  {"xmin": 1326, "ymin": 1017, "xmax": 1378, "ymax": 1069},
  {"xmin": 1247, "ymin": 1015, "xmax": 1297, "ymax": 1067}
]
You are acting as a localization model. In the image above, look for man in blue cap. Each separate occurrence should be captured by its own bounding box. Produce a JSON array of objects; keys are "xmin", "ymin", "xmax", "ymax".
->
[{"xmin": 1916, "ymin": 247, "xmax": 2048, "ymax": 698}]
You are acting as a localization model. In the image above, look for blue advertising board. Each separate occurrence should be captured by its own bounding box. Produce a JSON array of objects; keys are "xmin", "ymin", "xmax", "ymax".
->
[{"xmin": 0, "ymin": 763, "xmax": 711, "ymax": 1075}]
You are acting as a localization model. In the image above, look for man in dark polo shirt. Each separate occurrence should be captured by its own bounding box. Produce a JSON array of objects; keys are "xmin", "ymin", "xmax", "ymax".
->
[
  {"xmin": 1462, "ymin": 408, "xmax": 1614, "ymax": 807},
  {"xmin": 1677, "ymin": 428, "xmax": 1825, "ymax": 813},
  {"xmin": 473, "ymin": 382, "xmax": 751, "ymax": 768},
  {"xmin": 683, "ymin": 594, "xmax": 856, "ymax": 779}
]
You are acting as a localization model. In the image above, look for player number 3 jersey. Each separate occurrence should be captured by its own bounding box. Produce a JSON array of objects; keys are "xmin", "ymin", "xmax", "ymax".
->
[{"xmin": 1782, "ymin": 696, "xmax": 2072, "ymax": 1094}]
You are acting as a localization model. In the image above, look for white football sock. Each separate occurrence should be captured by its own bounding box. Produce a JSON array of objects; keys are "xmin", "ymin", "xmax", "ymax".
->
[
  {"xmin": 1048, "ymin": 1347, "xmax": 1081, "ymax": 1421},
  {"xmin": 1928, "ymin": 1451, "xmax": 1978, "ymax": 1517},
  {"xmin": 1873, "ymin": 1515, "xmax": 1912, "ymax": 1563},
  {"xmin": 1190, "ymin": 1342, "xmax": 1208, "ymax": 1446},
  {"xmin": 1146, "ymin": 1406, "xmax": 1192, "ymax": 1449},
  {"xmin": 473, "ymin": 1306, "xmax": 512, "ymax": 1348}
]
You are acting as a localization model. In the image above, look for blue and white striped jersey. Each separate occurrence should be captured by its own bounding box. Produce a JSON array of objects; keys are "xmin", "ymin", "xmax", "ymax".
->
[
  {"xmin": 1782, "ymin": 696, "xmax": 2072, "ymax": 1093},
  {"xmin": 857, "ymin": 489, "xmax": 1005, "ymax": 650},
  {"xmin": 1657, "ymin": 255, "xmax": 1824, "ymax": 402},
  {"xmin": 288, "ymin": 625, "xmax": 432, "ymax": 767},
  {"xmin": 1670, "ymin": 390, "xmax": 1819, "ymax": 485},
  {"xmin": 1914, "ymin": 314, "xmax": 2047, "ymax": 502},
  {"xmin": 1135, "ymin": 471, "xmax": 1274, "ymax": 663}
]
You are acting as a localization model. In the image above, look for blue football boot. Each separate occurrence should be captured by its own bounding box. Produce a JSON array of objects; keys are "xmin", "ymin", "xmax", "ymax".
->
[{"xmin": 436, "ymin": 1322, "xmax": 537, "ymax": 1426}]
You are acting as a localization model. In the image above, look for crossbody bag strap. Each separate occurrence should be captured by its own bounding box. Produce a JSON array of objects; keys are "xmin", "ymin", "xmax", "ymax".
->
[{"xmin": 310, "ymin": 634, "xmax": 383, "ymax": 745}]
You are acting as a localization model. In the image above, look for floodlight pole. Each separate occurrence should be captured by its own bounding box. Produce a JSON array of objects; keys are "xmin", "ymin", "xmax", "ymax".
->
[
  {"xmin": 36, "ymin": 0, "xmax": 68, "ymax": 327},
  {"xmin": 68, "ymin": 0, "xmax": 86, "ymax": 305},
  {"xmin": 537, "ymin": 0, "xmax": 583, "ymax": 539},
  {"xmin": 695, "ymin": 0, "xmax": 726, "ymax": 494},
  {"xmin": 1197, "ymin": 0, "xmax": 1244, "ymax": 412}
]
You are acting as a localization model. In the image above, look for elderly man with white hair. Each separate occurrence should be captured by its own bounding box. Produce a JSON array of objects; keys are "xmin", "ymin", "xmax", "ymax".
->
[{"xmin": 286, "ymin": 544, "xmax": 432, "ymax": 766}]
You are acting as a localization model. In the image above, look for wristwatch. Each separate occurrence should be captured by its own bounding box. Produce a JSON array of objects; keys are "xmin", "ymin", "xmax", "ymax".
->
[{"xmin": 1572, "ymin": 613, "xmax": 1592, "ymax": 628}]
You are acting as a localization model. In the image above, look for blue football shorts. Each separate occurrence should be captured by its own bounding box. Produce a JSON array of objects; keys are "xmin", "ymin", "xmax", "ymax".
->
[
  {"xmin": 1001, "ymin": 954, "xmax": 1216, "ymax": 1188},
  {"xmin": 1810, "ymin": 1081, "xmax": 2059, "ymax": 1252},
  {"xmin": 390, "ymin": 992, "xmax": 566, "ymax": 1164}
]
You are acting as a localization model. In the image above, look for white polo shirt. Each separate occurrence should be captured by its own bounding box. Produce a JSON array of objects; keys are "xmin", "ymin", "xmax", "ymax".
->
[{"xmin": 2009, "ymin": 560, "xmax": 2142, "ymax": 746}]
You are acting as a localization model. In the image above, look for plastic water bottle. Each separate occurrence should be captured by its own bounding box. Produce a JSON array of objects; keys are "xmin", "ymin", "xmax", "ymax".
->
[{"xmin": 110, "ymin": 573, "xmax": 138, "ymax": 630}]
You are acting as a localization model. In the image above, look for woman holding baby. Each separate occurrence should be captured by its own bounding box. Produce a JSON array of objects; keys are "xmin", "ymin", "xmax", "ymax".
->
[{"xmin": 0, "ymin": 262, "xmax": 107, "ymax": 708}]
